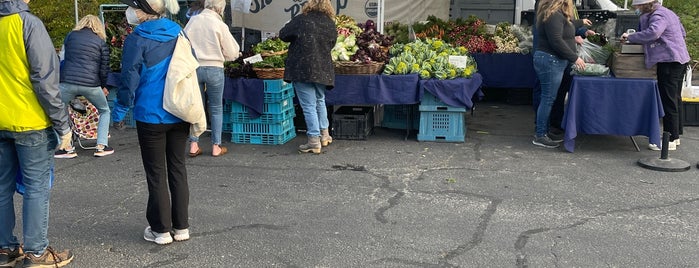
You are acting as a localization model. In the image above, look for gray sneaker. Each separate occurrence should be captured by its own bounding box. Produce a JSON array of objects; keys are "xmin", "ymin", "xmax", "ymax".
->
[
  {"xmin": 532, "ymin": 135, "xmax": 560, "ymax": 148},
  {"xmin": 547, "ymin": 131, "xmax": 564, "ymax": 142},
  {"xmin": 143, "ymin": 226, "xmax": 173, "ymax": 245}
]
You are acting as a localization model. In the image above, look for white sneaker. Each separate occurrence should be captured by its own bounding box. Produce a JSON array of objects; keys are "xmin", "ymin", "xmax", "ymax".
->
[
  {"xmin": 143, "ymin": 226, "xmax": 173, "ymax": 245},
  {"xmin": 674, "ymin": 139, "xmax": 680, "ymax": 146},
  {"xmin": 173, "ymin": 228, "xmax": 189, "ymax": 241},
  {"xmin": 648, "ymin": 142, "xmax": 676, "ymax": 151}
]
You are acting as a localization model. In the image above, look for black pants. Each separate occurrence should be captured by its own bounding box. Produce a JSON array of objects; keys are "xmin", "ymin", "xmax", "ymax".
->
[
  {"xmin": 136, "ymin": 121, "xmax": 190, "ymax": 233},
  {"xmin": 657, "ymin": 62, "xmax": 687, "ymax": 141},
  {"xmin": 549, "ymin": 66, "xmax": 574, "ymax": 130}
]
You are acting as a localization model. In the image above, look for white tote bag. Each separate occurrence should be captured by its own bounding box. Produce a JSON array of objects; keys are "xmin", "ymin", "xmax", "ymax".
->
[{"xmin": 163, "ymin": 32, "xmax": 207, "ymax": 137}]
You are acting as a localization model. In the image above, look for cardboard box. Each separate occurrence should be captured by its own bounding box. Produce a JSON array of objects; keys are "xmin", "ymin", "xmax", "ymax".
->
[{"xmin": 611, "ymin": 52, "xmax": 656, "ymax": 79}]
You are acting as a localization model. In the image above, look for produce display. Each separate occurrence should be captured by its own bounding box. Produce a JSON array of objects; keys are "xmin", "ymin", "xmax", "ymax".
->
[
  {"xmin": 250, "ymin": 38, "xmax": 289, "ymax": 69},
  {"xmin": 332, "ymin": 15, "xmax": 362, "ymax": 61},
  {"xmin": 224, "ymin": 50, "xmax": 255, "ymax": 78},
  {"xmin": 383, "ymin": 38, "xmax": 477, "ymax": 80}
]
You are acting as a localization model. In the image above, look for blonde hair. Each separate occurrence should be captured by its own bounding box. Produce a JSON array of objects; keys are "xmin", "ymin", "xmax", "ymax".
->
[
  {"xmin": 74, "ymin": 15, "xmax": 106, "ymax": 41},
  {"xmin": 537, "ymin": 0, "xmax": 575, "ymax": 23},
  {"xmin": 302, "ymin": 0, "xmax": 335, "ymax": 18}
]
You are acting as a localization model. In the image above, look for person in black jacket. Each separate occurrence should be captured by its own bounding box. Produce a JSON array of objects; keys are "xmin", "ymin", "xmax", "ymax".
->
[
  {"xmin": 532, "ymin": 0, "xmax": 586, "ymax": 149},
  {"xmin": 56, "ymin": 14, "xmax": 113, "ymax": 158},
  {"xmin": 279, "ymin": 0, "xmax": 337, "ymax": 154}
]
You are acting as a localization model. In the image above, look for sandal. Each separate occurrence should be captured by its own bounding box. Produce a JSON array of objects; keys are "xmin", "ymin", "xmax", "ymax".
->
[{"xmin": 212, "ymin": 146, "xmax": 227, "ymax": 157}]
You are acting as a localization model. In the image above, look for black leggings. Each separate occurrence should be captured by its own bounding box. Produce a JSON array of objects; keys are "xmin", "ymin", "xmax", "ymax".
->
[{"xmin": 136, "ymin": 121, "xmax": 190, "ymax": 233}]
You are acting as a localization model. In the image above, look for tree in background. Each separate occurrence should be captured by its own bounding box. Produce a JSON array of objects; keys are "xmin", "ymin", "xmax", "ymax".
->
[{"xmin": 29, "ymin": 0, "xmax": 118, "ymax": 48}]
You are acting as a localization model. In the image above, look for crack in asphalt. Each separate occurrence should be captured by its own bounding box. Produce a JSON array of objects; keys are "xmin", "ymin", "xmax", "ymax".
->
[{"xmin": 514, "ymin": 197, "xmax": 699, "ymax": 268}]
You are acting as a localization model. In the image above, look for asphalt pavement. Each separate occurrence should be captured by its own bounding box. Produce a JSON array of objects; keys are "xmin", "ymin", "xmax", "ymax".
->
[{"xmin": 15, "ymin": 101, "xmax": 699, "ymax": 267}]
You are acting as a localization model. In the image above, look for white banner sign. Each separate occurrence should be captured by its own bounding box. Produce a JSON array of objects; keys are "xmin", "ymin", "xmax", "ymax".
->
[{"xmin": 231, "ymin": 0, "xmax": 449, "ymax": 35}]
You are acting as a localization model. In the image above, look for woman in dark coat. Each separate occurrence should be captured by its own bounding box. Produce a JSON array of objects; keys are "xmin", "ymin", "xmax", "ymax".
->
[{"xmin": 279, "ymin": 0, "xmax": 337, "ymax": 154}]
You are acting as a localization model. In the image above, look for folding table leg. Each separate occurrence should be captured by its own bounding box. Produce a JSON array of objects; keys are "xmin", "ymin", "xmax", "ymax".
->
[{"xmin": 630, "ymin": 136, "xmax": 640, "ymax": 152}]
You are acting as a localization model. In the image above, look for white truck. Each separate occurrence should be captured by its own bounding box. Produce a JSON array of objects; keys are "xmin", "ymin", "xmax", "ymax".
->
[
  {"xmin": 450, "ymin": 0, "xmax": 636, "ymax": 37},
  {"xmin": 450, "ymin": 0, "xmax": 624, "ymax": 25}
]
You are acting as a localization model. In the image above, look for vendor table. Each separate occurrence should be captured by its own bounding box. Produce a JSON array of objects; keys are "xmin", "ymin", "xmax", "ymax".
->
[
  {"xmin": 471, "ymin": 53, "xmax": 536, "ymax": 89},
  {"xmin": 325, "ymin": 74, "xmax": 421, "ymax": 105},
  {"xmin": 562, "ymin": 76, "xmax": 664, "ymax": 152}
]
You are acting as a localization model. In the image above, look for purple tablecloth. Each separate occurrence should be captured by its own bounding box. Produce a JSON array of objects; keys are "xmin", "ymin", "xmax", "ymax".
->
[
  {"xmin": 419, "ymin": 73, "xmax": 484, "ymax": 109},
  {"xmin": 471, "ymin": 53, "xmax": 536, "ymax": 88},
  {"xmin": 326, "ymin": 74, "xmax": 421, "ymax": 105},
  {"xmin": 562, "ymin": 76, "xmax": 664, "ymax": 152}
]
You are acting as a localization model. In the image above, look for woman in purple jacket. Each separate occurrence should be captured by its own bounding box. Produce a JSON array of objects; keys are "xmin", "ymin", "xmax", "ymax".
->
[{"xmin": 622, "ymin": 0, "xmax": 690, "ymax": 151}]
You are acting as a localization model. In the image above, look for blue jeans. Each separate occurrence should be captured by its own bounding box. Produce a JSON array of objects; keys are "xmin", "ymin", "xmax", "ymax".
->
[
  {"xmin": 189, "ymin": 67, "xmax": 224, "ymax": 145},
  {"xmin": 60, "ymin": 83, "xmax": 111, "ymax": 146},
  {"xmin": 294, "ymin": 82, "xmax": 329, "ymax": 137},
  {"xmin": 533, "ymin": 50, "xmax": 569, "ymax": 137},
  {"xmin": 0, "ymin": 128, "xmax": 57, "ymax": 255}
]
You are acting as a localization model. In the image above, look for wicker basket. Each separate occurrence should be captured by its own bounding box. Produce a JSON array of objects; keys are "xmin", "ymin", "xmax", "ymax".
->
[
  {"xmin": 253, "ymin": 67, "xmax": 285, "ymax": 79},
  {"xmin": 334, "ymin": 61, "xmax": 385, "ymax": 75}
]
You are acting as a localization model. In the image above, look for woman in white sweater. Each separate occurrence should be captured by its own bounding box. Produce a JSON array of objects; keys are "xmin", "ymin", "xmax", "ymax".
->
[{"xmin": 184, "ymin": 0, "xmax": 240, "ymax": 157}]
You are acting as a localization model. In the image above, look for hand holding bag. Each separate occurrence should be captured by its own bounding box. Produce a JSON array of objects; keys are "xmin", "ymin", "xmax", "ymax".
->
[{"xmin": 163, "ymin": 32, "xmax": 207, "ymax": 136}]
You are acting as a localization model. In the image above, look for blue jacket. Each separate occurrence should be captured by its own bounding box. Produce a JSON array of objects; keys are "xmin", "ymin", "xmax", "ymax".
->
[
  {"xmin": 60, "ymin": 28, "xmax": 110, "ymax": 88},
  {"xmin": 113, "ymin": 18, "xmax": 182, "ymax": 124}
]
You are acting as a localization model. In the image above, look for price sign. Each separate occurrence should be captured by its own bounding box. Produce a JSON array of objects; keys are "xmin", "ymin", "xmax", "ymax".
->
[
  {"xmin": 448, "ymin": 56, "xmax": 469, "ymax": 68},
  {"xmin": 243, "ymin": 54, "xmax": 263, "ymax": 64}
]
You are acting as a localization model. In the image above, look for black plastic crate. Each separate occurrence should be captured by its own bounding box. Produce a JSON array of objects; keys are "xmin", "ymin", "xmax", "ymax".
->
[
  {"xmin": 332, "ymin": 106, "xmax": 374, "ymax": 140},
  {"xmin": 614, "ymin": 12, "xmax": 640, "ymax": 37},
  {"xmin": 682, "ymin": 101, "xmax": 699, "ymax": 126}
]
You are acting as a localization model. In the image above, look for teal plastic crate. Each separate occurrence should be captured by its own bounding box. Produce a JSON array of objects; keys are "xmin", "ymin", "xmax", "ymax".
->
[
  {"xmin": 264, "ymin": 83, "xmax": 294, "ymax": 103},
  {"xmin": 417, "ymin": 110, "xmax": 466, "ymax": 142},
  {"xmin": 230, "ymin": 104, "xmax": 295, "ymax": 124},
  {"xmin": 231, "ymin": 118, "xmax": 296, "ymax": 145},
  {"xmin": 229, "ymin": 98, "xmax": 292, "ymax": 114},
  {"xmin": 231, "ymin": 128, "xmax": 296, "ymax": 145},
  {"xmin": 420, "ymin": 91, "xmax": 467, "ymax": 112},
  {"xmin": 232, "ymin": 118, "xmax": 293, "ymax": 136},
  {"xmin": 381, "ymin": 104, "xmax": 419, "ymax": 130}
]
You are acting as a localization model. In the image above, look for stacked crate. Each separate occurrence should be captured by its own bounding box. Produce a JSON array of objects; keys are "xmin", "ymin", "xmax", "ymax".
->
[
  {"xmin": 417, "ymin": 91, "xmax": 466, "ymax": 142},
  {"xmin": 225, "ymin": 80, "xmax": 296, "ymax": 145}
]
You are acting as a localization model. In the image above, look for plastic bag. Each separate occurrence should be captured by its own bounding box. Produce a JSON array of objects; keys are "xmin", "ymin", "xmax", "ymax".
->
[
  {"xmin": 682, "ymin": 63, "xmax": 697, "ymax": 98},
  {"xmin": 571, "ymin": 63, "xmax": 610, "ymax": 76},
  {"xmin": 577, "ymin": 39, "xmax": 611, "ymax": 64}
]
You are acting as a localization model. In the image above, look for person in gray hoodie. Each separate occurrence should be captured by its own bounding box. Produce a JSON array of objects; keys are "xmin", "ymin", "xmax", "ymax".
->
[{"xmin": 0, "ymin": 0, "xmax": 74, "ymax": 267}]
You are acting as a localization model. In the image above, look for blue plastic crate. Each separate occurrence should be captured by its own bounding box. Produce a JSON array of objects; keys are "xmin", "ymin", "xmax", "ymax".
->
[
  {"xmin": 381, "ymin": 104, "xmax": 419, "ymax": 130},
  {"xmin": 229, "ymin": 98, "xmax": 293, "ymax": 114},
  {"xmin": 264, "ymin": 83, "xmax": 294, "ymax": 103},
  {"xmin": 420, "ymin": 91, "xmax": 467, "ymax": 112},
  {"xmin": 231, "ymin": 124, "xmax": 296, "ymax": 145},
  {"xmin": 417, "ymin": 110, "xmax": 466, "ymax": 142},
  {"xmin": 263, "ymin": 79, "xmax": 289, "ymax": 92},
  {"xmin": 230, "ymin": 104, "xmax": 295, "ymax": 124},
  {"xmin": 232, "ymin": 118, "xmax": 293, "ymax": 136}
]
